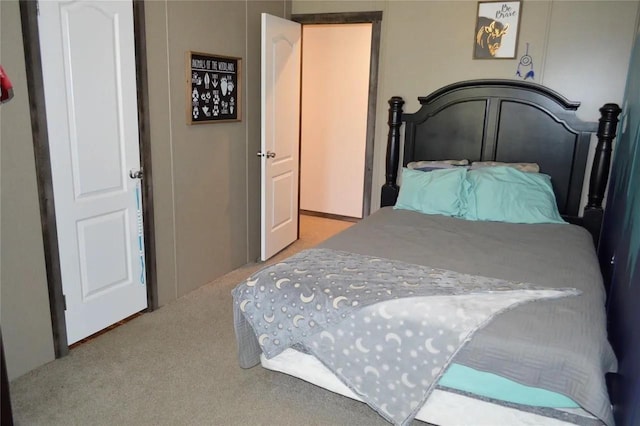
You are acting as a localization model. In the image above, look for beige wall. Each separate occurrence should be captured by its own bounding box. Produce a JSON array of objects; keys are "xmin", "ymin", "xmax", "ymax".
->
[
  {"xmin": 292, "ymin": 0, "xmax": 640, "ymax": 212},
  {"xmin": 142, "ymin": 0, "xmax": 288, "ymax": 305},
  {"xmin": 1, "ymin": 0, "xmax": 56, "ymax": 380},
  {"xmin": 1, "ymin": 0, "xmax": 287, "ymax": 380},
  {"xmin": 300, "ymin": 23, "xmax": 371, "ymax": 218}
]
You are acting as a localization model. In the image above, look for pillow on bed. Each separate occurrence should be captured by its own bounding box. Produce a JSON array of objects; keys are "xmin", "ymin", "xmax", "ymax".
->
[
  {"xmin": 394, "ymin": 167, "xmax": 467, "ymax": 217},
  {"xmin": 408, "ymin": 159, "xmax": 469, "ymax": 172},
  {"xmin": 470, "ymin": 161, "xmax": 540, "ymax": 173},
  {"xmin": 464, "ymin": 166, "xmax": 565, "ymax": 224}
]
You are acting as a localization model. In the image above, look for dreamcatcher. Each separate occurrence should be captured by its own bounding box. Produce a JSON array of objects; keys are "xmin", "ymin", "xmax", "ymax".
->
[{"xmin": 516, "ymin": 43, "xmax": 535, "ymax": 80}]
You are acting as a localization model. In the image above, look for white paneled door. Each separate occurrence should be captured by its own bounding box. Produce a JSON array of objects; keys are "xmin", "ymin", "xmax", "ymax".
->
[
  {"xmin": 260, "ymin": 13, "xmax": 301, "ymax": 261},
  {"xmin": 39, "ymin": 0, "xmax": 147, "ymax": 344}
]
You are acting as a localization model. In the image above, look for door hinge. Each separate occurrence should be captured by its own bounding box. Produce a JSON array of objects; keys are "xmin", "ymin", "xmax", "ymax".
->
[
  {"xmin": 36, "ymin": 1, "xmax": 40, "ymax": 16},
  {"xmin": 63, "ymin": 294, "xmax": 67, "ymax": 311}
]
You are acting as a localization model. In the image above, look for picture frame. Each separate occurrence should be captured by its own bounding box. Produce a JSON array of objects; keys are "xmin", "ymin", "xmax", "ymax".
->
[
  {"xmin": 186, "ymin": 51, "xmax": 242, "ymax": 124},
  {"xmin": 473, "ymin": 1, "xmax": 522, "ymax": 59}
]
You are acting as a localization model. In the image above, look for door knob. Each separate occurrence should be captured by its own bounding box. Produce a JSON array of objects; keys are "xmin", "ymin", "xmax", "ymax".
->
[
  {"xmin": 257, "ymin": 151, "xmax": 276, "ymax": 158},
  {"xmin": 129, "ymin": 168, "xmax": 144, "ymax": 179}
]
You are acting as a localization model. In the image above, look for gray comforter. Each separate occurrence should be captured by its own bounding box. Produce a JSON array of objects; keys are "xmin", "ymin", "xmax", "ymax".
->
[
  {"xmin": 234, "ymin": 207, "xmax": 616, "ymax": 425},
  {"xmin": 233, "ymin": 248, "xmax": 577, "ymax": 425}
]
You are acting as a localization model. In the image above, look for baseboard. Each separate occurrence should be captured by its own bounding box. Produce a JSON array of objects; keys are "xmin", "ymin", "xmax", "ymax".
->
[{"xmin": 300, "ymin": 210, "xmax": 360, "ymax": 223}]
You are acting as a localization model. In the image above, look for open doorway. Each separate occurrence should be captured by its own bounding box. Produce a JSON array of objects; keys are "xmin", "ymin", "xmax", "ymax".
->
[{"xmin": 293, "ymin": 12, "xmax": 382, "ymax": 220}]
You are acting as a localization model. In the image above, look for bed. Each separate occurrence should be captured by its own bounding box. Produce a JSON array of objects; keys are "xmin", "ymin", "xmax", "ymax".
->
[{"xmin": 233, "ymin": 80, "xmax": 622, "ymax": 425}]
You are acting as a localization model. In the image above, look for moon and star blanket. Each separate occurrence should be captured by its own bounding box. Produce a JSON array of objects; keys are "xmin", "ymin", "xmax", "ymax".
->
[{"xmin": 232, "ymin": 248, "xmax": 578, "ymax": 426}]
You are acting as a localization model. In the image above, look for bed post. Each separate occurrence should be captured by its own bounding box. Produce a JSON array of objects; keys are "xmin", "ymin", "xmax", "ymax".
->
[
  {"xmin": 583, "ymin": 103, "xmax": 622, "ymax": 245},
  {"xmin": 381, "ymin": 96, "xmax": 404, "ymax": 207}
]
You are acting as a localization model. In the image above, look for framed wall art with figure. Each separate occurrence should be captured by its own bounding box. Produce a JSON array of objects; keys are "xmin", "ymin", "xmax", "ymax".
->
[{"xmin": 474, "ymin": 1, "xmax": 521, "ymax": 59}]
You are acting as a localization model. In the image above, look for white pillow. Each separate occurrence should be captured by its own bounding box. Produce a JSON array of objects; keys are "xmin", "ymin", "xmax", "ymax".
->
[
  {"xmin": 407, "ymin": 159, "xmax": 469, "ymax": 171},
  {"xmin": 470, "ymin": 161, "xmax": 540, "ymax": 173}
]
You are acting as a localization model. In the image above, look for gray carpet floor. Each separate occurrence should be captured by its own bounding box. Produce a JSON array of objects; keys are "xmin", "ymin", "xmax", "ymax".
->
[{"xmin": 10, "ymin": 215, "xmax": 410, "ymax": 426}]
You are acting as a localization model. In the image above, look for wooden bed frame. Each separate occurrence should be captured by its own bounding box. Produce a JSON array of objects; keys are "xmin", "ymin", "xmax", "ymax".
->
[{"xmin": 380, "ymin": 79, "xmax": 621, "ymax": 244}]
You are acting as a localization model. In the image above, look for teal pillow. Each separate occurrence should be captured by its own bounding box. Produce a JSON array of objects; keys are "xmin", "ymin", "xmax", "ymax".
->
[
  {"xmin": 394, "ymin": 167, "xmax": 467, "ymax": 217},
  {"xmin": 464, "ymin": 166, "xmax": 566, "ymax": 224}
]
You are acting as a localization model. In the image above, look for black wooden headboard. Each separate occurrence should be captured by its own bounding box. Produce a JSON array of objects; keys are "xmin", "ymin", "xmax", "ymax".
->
[{"xmin": 381, "ymin": 79, "xmax": 621, "ymax": 243}]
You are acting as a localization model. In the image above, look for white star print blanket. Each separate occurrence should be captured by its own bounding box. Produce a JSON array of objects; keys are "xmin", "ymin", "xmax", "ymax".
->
[{"xmin": 232, "ymin": 248, "xmax": 579, "ymax": 426}]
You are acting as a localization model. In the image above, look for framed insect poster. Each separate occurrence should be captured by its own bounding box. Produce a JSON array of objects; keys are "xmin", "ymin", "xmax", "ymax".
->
[
  {"xmin": 186, "ymin": 51, "xmax": 241, "ymax": 124},
  {"xmin": 473, "ymin": 1, "xmax": 522, "ymax": 59}
]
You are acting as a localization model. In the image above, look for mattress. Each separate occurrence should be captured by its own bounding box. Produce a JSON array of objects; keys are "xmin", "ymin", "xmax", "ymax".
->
[
  {"xmin": 235, "ymin": 207, "xmax": 616, "ymax": 424},
  {"xmin": 261, "ymin": 348, "xmax": 602, "ymax": 426}
]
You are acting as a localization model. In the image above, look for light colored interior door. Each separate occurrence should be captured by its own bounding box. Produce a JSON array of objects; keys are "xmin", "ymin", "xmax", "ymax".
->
[
  {"xmin": 260, "ymin": 13, "xmax": 301, "ymax": 261},
  {"xmin": 38, "ymin": 0, "xmax": 147, "ymax": 344}
]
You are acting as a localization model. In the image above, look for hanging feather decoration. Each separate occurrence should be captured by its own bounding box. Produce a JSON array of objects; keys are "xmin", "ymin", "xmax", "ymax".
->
[{"xmin": 516, "ymin": 43, "xmax": 535, "ymax": 80}]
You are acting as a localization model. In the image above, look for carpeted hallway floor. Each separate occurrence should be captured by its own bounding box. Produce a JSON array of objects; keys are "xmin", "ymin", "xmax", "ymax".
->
[{"xmin": 10, "ymin": 215, "xmax": 409, "ymax": 426}]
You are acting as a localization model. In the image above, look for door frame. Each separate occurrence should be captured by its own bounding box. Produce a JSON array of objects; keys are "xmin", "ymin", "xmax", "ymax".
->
[
  {"xmin": 19, "ymin": 0, "xmax": 157, "ymax": 358},
  {"xmin": 291, "ymin": 11, "xmax": 382, "ymax": 217}
]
